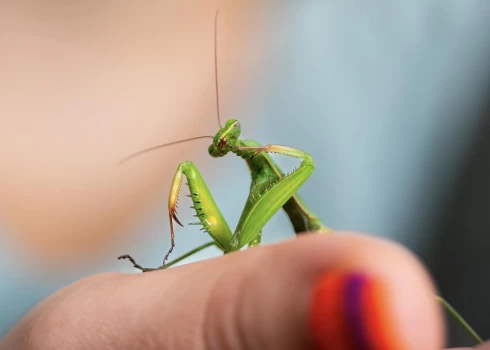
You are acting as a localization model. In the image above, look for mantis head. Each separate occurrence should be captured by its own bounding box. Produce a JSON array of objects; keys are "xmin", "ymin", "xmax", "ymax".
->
[{"xmin": 208, "ymin": 119, "xmax": 241, "ymax": 157}]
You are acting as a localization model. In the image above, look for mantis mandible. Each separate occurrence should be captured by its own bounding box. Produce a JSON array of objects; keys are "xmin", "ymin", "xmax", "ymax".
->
[
  {"xmin": 118, "ymin": 10, "xmax": 332, "ymax": 272},
  {"xmin": 116, "ymin": 10, "xmax": 485, "ymax": 346}
]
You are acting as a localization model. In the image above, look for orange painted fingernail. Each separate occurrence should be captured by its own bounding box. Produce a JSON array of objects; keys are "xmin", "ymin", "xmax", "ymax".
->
[{"xmin": 309, "ymin": 270, "xmax": 408, "ymax": 350}]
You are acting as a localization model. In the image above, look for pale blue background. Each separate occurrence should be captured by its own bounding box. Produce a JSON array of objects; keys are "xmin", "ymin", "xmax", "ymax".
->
[{"xmin": 2, "ymin": 2, "xmax": 490, "ymax": 347}]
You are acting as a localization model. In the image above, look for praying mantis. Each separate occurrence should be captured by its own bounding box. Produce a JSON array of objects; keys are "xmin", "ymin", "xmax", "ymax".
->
[
  {"xmin": 117, "ymin": 10, "xmax": 484, "ymax": 346},
  {"xmin": 118, "ymin": 120, "xmax": 331, "ymax": 271},
  {"xmin": 119, "ymin": 116, "xmax": 332, "ymax": 268},
  {"xmin": 117, "ymin": 10, "xmax": 332, "ymax": 273}
]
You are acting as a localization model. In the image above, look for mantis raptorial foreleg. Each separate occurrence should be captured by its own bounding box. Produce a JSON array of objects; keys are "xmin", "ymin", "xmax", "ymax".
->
[
  {"xmin": 167, "ymin": 160, "xmax": 234, "ymax": 250},
  {"xmin": 119, "ymin": 160, "xmax": 234, "ymax": 270},
  {"xmin": 227, "ymin": 144, "xmax": 318, "ymax": 250}
]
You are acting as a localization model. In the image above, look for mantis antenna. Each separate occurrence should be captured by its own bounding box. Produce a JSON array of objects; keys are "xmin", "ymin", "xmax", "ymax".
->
[
  {"xmin": 118, "ymin": 10, "xmax": 223, "ymax": 165},
  {"xmin": 118, "ymin": 135, "xmax": 214, "ymax": 165},
  {"xmin": 214, "ymin": 9, "xmax": 223, "ymax": 128}
]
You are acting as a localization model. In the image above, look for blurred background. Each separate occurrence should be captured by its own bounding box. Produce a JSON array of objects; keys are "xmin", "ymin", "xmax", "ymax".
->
[{"xmin": 1, "ymin": 1, "xmax": 490, "ymax": 347}]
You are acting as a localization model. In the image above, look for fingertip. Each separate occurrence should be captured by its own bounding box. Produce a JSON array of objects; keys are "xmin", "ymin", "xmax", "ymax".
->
[
  {"xmin": 198, "ymin": 232, "xmax": 446, "ymax": 349},
  {"xmin": 295, "ymin": 233, "xmax": 446, "ymax": 350}
]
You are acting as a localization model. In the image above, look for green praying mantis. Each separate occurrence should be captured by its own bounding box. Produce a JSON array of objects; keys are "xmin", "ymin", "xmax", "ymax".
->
[
  {"xmin": 118, "ymin": 121, "xmax": 330, "ymax": 271},
  {"xmin": 117, "ymin": 10, "xmax": 484, "ymax": 346},
  {"xmin": 117, "ymin": 10, "xmax": 332, "ymax": 273}
]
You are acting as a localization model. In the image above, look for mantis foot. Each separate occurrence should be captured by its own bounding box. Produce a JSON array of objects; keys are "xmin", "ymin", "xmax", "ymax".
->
[{"xmin": 117, "ymin": 254, "xmax": 164, "ymax": 273}]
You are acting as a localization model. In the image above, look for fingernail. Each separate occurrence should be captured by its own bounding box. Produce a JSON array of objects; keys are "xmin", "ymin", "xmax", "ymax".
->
[{"xmin": 309, "ymin": 270, "xmax": 407, "ymax": 350}]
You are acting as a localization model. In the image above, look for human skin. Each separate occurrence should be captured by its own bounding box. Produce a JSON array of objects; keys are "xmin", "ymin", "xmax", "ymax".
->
[{"xmin": 2, "ymin": 232, "xmax": 487, "ymax": 349}]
